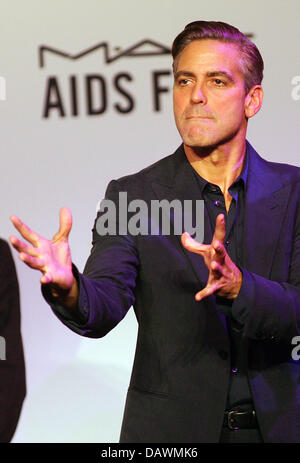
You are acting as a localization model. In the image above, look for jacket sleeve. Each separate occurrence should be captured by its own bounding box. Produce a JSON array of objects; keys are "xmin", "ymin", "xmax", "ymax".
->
[
  {"xmin": 221, "ymin": 187, "xmax": 300, "ymax": 343},
  {"xmin": 43, "ymin": 180, "xmax": 139, "ymax": 338}
]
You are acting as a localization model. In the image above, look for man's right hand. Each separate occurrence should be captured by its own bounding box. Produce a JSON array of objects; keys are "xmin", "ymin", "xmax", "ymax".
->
[{"xmin": 9, "ymin": 207, "xmax": 78, "ymax": 308}]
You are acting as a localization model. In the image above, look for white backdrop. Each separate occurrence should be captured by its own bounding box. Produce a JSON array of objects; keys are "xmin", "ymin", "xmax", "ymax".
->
[{"xmin": 0, "ymin": 0, "xmax": 299, "ymax": 442}]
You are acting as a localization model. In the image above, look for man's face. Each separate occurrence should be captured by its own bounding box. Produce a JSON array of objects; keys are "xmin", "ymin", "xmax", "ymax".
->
[{"xmin": 173, "ymin": 39, "xmax": 249, "ymax": 150}]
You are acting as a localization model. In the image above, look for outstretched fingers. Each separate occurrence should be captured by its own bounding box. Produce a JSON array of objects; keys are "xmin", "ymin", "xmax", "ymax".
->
[
  {"xmin": 212, "ymin": 240, "xmax": 226, "ymax": 264},
  {"xmin": 10, "ymin": 215, "xmax": 40, "ymax": 247},
  {"xmin": 10, "ymin": 235, "xmax": 40, "ymax": 257},
  {"xmin": 195, "ymin": 282, "xmax": 223, "ymax": 301},
  {"xmin": 18, "ymin": 252, "xmax": 45, "ymax": 270}
]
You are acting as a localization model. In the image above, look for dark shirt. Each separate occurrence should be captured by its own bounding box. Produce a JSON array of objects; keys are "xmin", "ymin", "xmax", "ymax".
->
[{"xmin": 191, "ymin": 147, "xmax": 254, "ymax": 410}]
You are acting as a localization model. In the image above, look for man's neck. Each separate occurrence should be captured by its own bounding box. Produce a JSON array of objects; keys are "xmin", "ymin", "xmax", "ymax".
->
[{"xmin": 184, "ymin": 140, "xmax": 247, "ymax": 195}]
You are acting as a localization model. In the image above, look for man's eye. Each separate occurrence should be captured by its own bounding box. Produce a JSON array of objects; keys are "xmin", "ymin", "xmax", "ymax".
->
[
  {"xmin": 214, "ymin": 79, "xmax": 225, "ymax": 86},
  {"xmin": 178, "ymin": 78, "xmax": 190, "ymax": 85}
]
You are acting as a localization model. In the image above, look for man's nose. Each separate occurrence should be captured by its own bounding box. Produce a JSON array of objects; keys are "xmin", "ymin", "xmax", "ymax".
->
[{"xmin": 191, "ymin": 83, "xmax": 207, "ymax": 105}]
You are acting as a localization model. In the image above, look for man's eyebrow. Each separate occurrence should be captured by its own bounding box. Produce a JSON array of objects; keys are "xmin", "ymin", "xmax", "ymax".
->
[
  {"xmin": 174, "ymin": 70, "xmax": 236, "ymax": 83},
  {"xmin": 206, "ymin": 71, "xmax": 235, "ymax": 83},
  {"xmin": 174, "ymin": 70, "xmax": 196, "ymax": 80}
]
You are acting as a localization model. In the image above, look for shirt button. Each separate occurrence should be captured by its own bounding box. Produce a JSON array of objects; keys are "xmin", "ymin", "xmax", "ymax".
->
[
  {"xmin": 214, "ymin": 200, "xmax": 221, "ymax": 207},
  {"xmin": 225, "ymin": 240, "xmax": 230, "ymax": 246}
]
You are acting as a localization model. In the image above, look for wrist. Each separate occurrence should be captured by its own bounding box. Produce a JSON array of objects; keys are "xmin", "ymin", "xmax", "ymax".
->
[{"xmin": 46, "ymin": 274, "xmax": 78, "ymax": 309}]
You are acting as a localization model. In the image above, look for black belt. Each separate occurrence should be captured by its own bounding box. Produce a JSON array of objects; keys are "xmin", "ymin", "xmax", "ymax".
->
[{"xmin": 223, "ymin": 409, "xmax": 257, "ymax": 430}]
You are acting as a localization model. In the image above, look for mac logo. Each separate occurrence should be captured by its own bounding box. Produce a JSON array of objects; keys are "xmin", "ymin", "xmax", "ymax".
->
[
  {"xmin": 39, "ymin": 39, "xmax": 173, "ymax": 118},
  {"xmin": 39, "ymin": 39, "xmax": 171, "ymax": 68}
]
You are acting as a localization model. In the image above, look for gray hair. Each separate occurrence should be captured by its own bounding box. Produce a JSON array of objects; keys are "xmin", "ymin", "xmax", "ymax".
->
[{"xmin": 172, "ymin": 20, "xmax": 264, "ymax": 94}]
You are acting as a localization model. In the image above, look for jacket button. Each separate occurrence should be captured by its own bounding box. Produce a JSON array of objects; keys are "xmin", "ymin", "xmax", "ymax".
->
[{"xmin": 218, "ymin": 350, "xmax": 229, "ymax": 360}]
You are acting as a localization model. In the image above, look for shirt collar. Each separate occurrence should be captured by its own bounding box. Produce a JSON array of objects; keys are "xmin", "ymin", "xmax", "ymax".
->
[
  {"xmin": 232, "ymin": 143, "xmax": 249, "ymax": 190},
  {"xmin": 190, "ymin": 144, "xmax": 249, "ymax": 193}
]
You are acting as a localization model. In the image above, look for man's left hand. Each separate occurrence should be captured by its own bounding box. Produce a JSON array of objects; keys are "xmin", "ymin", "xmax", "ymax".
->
[{"xmin": 181, "ymin": 214, "xmax": 242, "ymax": 301}]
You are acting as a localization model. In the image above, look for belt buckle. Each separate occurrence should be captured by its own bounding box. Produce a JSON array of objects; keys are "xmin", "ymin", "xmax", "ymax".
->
[{"xmin": 227, "ymin": 409, "xmax": 240, "ymax": 430}]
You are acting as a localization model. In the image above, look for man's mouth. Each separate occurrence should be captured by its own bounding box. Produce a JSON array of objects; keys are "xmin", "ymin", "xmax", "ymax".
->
[{"xmin": 186, "ymin": 115, "xmax": 213, "ymax": 120}]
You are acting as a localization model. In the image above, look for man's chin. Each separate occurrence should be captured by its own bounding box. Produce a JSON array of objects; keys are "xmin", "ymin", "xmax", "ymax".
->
[
  {"xmin": 183, "ymin": 137, "xmax": 219, "ymax": 153},
  {"xmin": 181, "ymin": 128, "xmax": 218, "ymax": 148},
  {"xmin": 182, "ymin": 130, "xmax": 242, "ymax": 154}
]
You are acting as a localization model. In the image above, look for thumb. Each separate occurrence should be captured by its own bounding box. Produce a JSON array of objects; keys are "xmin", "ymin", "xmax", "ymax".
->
[
  {"xmin": 40, "ymin": 273, "xmax": 53, "ymax": 285},
  {"xmin": 52, "ymin": 207, "xmax": 72, "ymax": 241}
]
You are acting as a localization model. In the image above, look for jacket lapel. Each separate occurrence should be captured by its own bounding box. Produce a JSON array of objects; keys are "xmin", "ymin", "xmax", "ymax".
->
[
  {"xmin": 243, "ymin": 142, "xmax": 291, "ymax": 278},
  {"xmin": 151, "ymin": 145, "xmax": 211, "ymax": 287},
  {"xmin": 151, "ymin": 145, "xmax": 229, "ymax": 336}
]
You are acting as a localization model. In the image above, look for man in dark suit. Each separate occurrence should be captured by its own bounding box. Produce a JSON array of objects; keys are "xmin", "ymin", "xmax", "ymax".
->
[
  {"xmin": 0, "ymin": 239, "xmax": 26, "ymax": 442},
  {"xmin": 10, "ymin": 21, "xmax": 300, "ymax": 443}
]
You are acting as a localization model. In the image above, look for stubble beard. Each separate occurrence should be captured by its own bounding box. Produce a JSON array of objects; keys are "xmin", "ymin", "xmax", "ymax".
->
[{"xmin": 179, "ymin": 121, "xmax": 244, "ymax": 158}]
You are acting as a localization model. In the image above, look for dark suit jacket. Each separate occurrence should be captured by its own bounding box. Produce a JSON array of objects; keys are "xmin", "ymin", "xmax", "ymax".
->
[
  {"xmin": 0, "ymin": 239, "xmax": 26, "ymax": 442},
  {"xmin": 50, "ymin": 141, "xmax": 300, "ymax": 443}
]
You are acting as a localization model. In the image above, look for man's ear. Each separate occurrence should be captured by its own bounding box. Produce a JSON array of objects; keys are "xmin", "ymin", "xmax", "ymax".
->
[{"xmin": 244, "ymin": 85, "xmax": 263, "ymax": 118}]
